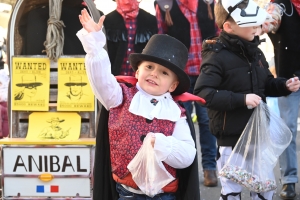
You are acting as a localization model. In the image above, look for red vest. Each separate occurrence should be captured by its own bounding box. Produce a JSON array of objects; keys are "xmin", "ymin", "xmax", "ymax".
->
[{"xmin": 108, "ymin": 83, "xmax": 185, "ymax": 179}]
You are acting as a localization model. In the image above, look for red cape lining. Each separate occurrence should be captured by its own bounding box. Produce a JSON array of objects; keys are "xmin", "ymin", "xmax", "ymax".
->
[{"xmin": 115, "ymin": 76, "xmax": 206, "ymax": 104}]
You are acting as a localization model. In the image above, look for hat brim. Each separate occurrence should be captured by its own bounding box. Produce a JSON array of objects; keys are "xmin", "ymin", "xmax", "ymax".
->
[
  {"xmin": 47, "ymin": 119, "xmax": 65, "ymax": 123},
  {"xmin": 64, "ymin": 83, "xmax": 87, "ymax": 86},
  {"xmin": 16, "ymin": 82, "xmax": 43, "ymax": 87},
  {"xmin": 228, "ymin": 0, "xmax": 272, "ymax": 27},
  {"xmin": 129, "ymin": 53, "xmax": 190, "ymax": 96}
]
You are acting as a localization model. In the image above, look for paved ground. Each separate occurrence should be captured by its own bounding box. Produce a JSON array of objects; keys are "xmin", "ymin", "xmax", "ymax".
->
[{"xmin": 196, "ymin": 102, "xmax": 300, "ymax": 200}]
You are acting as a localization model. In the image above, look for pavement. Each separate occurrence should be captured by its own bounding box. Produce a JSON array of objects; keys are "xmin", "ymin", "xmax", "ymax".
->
[{"xmin": 196, "ymin": 104, "xmax": 300, "ymax": 200}]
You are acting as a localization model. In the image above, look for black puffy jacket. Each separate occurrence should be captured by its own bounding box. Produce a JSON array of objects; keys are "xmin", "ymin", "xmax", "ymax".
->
[{"xmin": 194, "ymin": 31, "xmax": 291, "ymax": 146}]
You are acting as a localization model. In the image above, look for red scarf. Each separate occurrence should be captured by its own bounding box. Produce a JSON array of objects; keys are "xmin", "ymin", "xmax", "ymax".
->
[
  {"xmin": 291, "ymin": 0, "xmax": 300, "ymax": 16},
  {"xmin": 179, "ymin": 0, "xmax": 198, "ymax": 13},
  {"xmin": 116, "ymin": 0, "xmax": 140, "ymax": 19}
]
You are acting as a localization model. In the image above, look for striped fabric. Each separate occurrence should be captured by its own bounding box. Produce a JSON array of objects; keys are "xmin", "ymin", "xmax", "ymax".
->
[
  {"xmin": 156, "ymin": 0, "xmax": 202, "ymax": 76},
  {"xmin": 120, "ymin": 18, "xmax": 137, "ymax": 76}
]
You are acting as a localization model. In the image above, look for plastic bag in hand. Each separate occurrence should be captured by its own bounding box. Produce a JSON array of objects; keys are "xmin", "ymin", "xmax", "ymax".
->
[
  {"xmin": 127, "ymin": 133, "xmax": 175, "ymax": 197},
  {"xmin": 219, "ymin": 101, "xmax": 292, "ymax": 193}
]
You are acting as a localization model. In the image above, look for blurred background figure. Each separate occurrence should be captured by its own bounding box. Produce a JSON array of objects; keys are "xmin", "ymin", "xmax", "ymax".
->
[
  {"xmin": 0, "ymin": 69, "xmax": 9, "ymax": 138},
  {"xmin": 154, "ymin": 0, "xmax": 218, "ymax": 187},
  {"xmin": 0, "ymin": 35, "xmax": 6, "ymax": 71},
  {"xmin": 261, "ymin": 0, "xmax": 300, "ymax": 199},
  {"xmin": 102, "ymin": 0, "xmax": 158, "ymax": 76}
]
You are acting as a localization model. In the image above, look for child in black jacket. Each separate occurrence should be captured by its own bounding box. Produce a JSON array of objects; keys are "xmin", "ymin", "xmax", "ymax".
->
[{"xmin": 194, "ymin": 0, "xmax": 300, "ymax": 199}]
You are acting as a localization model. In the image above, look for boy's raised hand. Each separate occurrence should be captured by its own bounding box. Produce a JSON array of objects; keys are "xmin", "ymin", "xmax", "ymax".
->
[
  {"xmin": 79, "ymin": 8, "xmax": 105, "ymax": 33},
  {"xmin": 286, "ymin": 77, "xmax": 300, "ymax": 92}
]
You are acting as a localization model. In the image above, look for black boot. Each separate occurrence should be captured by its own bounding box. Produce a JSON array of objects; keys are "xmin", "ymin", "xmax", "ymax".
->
[{"xmin": 279, "ymin": 183, "xmax": 296, "ymax": 199}]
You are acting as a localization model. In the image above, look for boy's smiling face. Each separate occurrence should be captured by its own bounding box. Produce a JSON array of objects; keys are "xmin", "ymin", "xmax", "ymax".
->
[{"xmin": 135, "ymin": 61, "xmax": 179, "ymax": 96}]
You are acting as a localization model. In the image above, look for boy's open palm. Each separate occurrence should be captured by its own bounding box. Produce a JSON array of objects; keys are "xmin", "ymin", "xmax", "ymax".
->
[{"xmin": 79, "ymin": 8, "xmax": 105, "ymax": 33}]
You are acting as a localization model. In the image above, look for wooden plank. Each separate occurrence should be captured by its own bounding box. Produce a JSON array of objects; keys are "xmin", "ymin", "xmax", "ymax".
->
[{"xmin": 0, "ymin": 138, "xmax": 96, "ymax": 145}]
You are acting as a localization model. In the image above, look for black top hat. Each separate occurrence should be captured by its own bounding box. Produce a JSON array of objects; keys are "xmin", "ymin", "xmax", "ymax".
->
[
  {"xmin": 129, "ymin": 34, "xmax": 190, "ymax": 95},
  {"xmin": 16, "ymin": 74, "xmax": 43, "ymax": 87},
  {"xmin": 64, "ymin": 75, "xmax": 87, "ymax": 87}
]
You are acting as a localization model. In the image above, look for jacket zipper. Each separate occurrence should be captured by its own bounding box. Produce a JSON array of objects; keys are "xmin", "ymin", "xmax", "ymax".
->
[
  {"xmin": 240, "ymin": 47, "xmax": 251, "ymax": 67},
  {"xmin": 222, "ymin": 48, "xmax": 252, "ymax": 132}
]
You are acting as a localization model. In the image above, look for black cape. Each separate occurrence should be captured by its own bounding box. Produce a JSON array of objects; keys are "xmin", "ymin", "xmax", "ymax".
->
[{"xmin": 92, "ymin": 83, "xmax": 201, "ymax": 200}]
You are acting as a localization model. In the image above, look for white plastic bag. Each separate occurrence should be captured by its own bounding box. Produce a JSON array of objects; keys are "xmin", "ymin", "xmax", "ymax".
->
[
  {"xmin": 219, "ymin": 101, "xmax": 292, "ymax": 193},
  {"xmin": 127, "ymin": 133, "xmax": 175, "ymax": 197}
]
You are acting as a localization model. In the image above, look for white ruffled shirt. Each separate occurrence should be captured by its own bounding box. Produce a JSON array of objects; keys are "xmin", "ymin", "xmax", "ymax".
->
[
  {"xmin": 130, "ymin": 83, "xmax": 181, "ymax": 122},
  {"xmin": 76, "ymin": 28, "xmax": 196, "ymax": 169}
]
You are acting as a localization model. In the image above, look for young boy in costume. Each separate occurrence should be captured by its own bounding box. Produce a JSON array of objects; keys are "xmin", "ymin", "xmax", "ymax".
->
[
  {"xmin": 77, "ymin": 8, "xmax": 202, "ymax": 200},
  {"xmin": 193, "ymin": 0, "xmax": 300, "ymax": 199}
]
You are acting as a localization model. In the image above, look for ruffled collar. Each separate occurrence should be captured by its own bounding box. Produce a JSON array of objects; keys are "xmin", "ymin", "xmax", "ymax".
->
[{"xmin": 129, "ymin": 83, "xmax": 182, "ymax": 122}]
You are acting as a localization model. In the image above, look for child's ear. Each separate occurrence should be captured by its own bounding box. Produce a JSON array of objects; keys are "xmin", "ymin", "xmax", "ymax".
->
[
  {"xmin": 168, "ymin": 81, "xmax": 179, "ymax": 93},
  {"xmin": 223, "ymin": 21, "xmax": 234, "ymax": 33},
  {"xmin": 135, "ymin": 69, "xmax": 139, "ymax": 79}
]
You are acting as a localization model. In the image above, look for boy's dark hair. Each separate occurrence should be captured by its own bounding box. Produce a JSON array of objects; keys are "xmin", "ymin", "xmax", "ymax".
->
[{"xmin": 214, "ymin": 0, "xmax": 235, "ymax": 29}]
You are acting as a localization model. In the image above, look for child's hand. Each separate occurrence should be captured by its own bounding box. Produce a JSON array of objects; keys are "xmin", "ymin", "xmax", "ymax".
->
[
  {"xmin": 261, "ymin": 3, "xmax": 282, "ymax": 34},
  {"xmin": 79, "ymin": 8, "xmax": 105, "ymax": 33},
  {"xmin": 286, "ymin": 77, "xmax": 300, "ymax": 92},
  {"xmin": 150, "ymin": 133, "xmax": 156, "ymax": 147},
  {"xmin": 245, "ymin": 94, "xmax": 261, "ymax": 109}
]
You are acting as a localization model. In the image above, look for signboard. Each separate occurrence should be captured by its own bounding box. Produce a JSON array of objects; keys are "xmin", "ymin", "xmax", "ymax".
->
[
  {"xmin": 11, "ymin": 57, "xmax": 50, "ymax": 111},
  {"xmin": 3, "ymin": 147, "xmax": 92, "ymax": 197},
  {"xmin": 57, "ymin": 57, "xmax": 95, "ymax": 111}
]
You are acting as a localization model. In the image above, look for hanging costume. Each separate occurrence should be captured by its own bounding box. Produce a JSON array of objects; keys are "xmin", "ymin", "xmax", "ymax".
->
[
  {"xmin": 104, "ymin": 10, "xmax": 158, "ymax": 76},
  {"xmin": 155, "ymin": 0, "xmax": 215, "ymax": 49}
]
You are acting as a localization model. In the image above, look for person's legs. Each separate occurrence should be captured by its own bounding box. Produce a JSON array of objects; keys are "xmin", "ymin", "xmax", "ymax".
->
[
  {"xmin": 278, "ymin": 90, "xmax": 300, "ymax": 199},
  {"xmin": 194, "ymin": 102, "xmax": 217, "ymax": 170},
  {"xmin": 194, "ymin": 101, "xmax": 218, "ymax": 186},
  {"xmin": 250, "ymin": 191, "xmax": 274, "ymax": 200},
  {"xmin": 116, "ymin": 183, "xmax": 145, "ymax": 200},
  {"xmin": 217, "ymin": 147, "xmax": 243, "ymax": 200},
  {"xmin": 116, "ymin": 183, "xmax": 176, "ymax": 200},
  {"xmin": 188, "ymin": 75, "xmax": 217, "ymax": 186},
  {"xmin": 218, "ymin": 146, "xmax": 276, "ymax": 200}
]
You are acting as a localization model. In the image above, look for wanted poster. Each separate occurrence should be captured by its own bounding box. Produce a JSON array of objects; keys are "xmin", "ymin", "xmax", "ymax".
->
[
  {"xmin": 57, "ymin": 57, "xmax": 94, "ymax": 111},
  {"xmin": 12, "ymin": 57, "xmax": 50, "ymax": 111}
]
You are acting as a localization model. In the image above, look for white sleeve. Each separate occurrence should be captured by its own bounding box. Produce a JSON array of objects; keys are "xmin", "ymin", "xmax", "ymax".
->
[
  {"xmin": 153, "ymin": 117, "xmax": 196, "ymax": 169},
  {"xmin": 76, "ymin": 28, "xmax": 123, "ymax": 110}
]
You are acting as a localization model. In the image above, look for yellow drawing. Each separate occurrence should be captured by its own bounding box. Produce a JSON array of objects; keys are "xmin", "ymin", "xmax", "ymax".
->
[
  {"xmin": 12, "ymin": 57, "xmax": 50, "ymax": 111},
  {"xmin": 57, "ymin": 57, "xmax": 94, "ymax": 111},
  {"xmin": 38, "ymin": 117, "xmax": 70, "ymax": 139},
  {"xmin": 14, "ymin": 74, "xmax": 43, "ymax": 101},
  {"xmin": 65, "ymin": 75, "xmax": 88, "ymax": 102},
  {"xmin": 26, "ymin": 112, "xmax": 81, "ymax": 140}
]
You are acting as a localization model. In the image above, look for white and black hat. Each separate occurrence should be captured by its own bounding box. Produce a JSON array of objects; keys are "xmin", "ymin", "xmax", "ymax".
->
[{"xmin": 222, "ymin": 0, "xmax": 273, "ymax": 27}]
